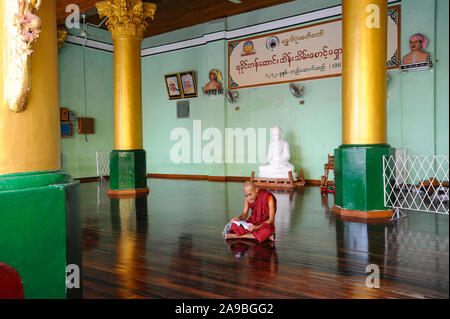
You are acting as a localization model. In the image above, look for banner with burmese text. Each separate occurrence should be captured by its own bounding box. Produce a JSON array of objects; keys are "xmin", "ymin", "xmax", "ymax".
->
[{"xmin": 228, "ymin": 5, "xmax": 400, "ymax": 90}]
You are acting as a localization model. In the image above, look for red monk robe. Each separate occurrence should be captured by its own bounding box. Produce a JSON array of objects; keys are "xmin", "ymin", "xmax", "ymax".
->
[{"xmin": 229, "ymin": 189, "xmax": 276, "ymax": 243}]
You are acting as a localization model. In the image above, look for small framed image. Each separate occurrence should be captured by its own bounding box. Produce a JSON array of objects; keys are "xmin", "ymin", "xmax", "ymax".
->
[
  {"xmin": 164, "ymin": 73, "xmax": 182, "ymax": 100},
  {"xmin": 177, "ymin": 101, "xmax": 190, "ymax": 118},
  {"xmin": 179, "ymin": 71, "xmax": 197, "ymax": 98},
  {"xmin": 61, "ymin": 122, "xmax": 73, "ymax": 138},
  {"xmin": 68, "ymin": 111, "xmax": 76, "ymax": 122}
]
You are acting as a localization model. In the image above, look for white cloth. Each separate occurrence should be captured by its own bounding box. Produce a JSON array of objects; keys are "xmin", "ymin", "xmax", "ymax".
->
[{"xmin": 222, "ymin": 221, "xmax": 254, "ymax": 238}]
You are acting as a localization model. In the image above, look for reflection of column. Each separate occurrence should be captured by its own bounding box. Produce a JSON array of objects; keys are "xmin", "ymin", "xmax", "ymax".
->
[
  {"xmin": 334, "ymin": 0, "xmax": 395, "ymax": 219},
  {"xmin": 110, "ymin": 197, "xmax": 148, "ymax": 298},
  {"xmin": 96, "ymin": 0, "xmax": 156, "ymax": 197},
  {"xmin": 335, "ymin": 219, "xmax": 386, "ymax": 279}
]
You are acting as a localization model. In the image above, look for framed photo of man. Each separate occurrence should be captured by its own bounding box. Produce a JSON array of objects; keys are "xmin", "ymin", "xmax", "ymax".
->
[
  {"xmin": 164, "ymin": 73, "xmax": 182, "ymax": 99},
  {"xmin": 179, "ymin": 71, "xmax": 197, "ymax": 98}
]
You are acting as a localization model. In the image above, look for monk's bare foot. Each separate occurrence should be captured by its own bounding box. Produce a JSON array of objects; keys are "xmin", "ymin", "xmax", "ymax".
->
[
  {"xmin": 226, "ymin": 234, "xmax": 237, "ymax": 240},
  {"xmin": 268, "ymin": 234, "xmax": 275, "ymax": 242}
]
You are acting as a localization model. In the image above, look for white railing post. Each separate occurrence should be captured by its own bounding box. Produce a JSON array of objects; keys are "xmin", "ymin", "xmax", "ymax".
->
[{"xmin": 96, "ymin": 151, "xmax": 110, "ymax": 182}]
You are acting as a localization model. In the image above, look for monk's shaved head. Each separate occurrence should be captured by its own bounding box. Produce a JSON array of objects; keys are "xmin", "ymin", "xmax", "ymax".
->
[
  {"xmin": 243, "ymin": 181, "xmax": 258, "ymax": 203},
  {"xmin": 243, "ymin": 181, "xmax": 256, "ymax": 191}
]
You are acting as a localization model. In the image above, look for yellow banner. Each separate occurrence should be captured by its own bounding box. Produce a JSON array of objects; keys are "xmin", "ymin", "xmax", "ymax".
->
[{"xmin": 228, "ymin": 5, "xmax": 400, "ymax": 90}]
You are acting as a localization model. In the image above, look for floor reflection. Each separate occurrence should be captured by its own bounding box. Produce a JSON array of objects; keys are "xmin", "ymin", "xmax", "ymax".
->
[
  {"xmin": 110, "ymin": 196, "xmax": 148, "ymax": 298},
  {"xmin": 97, "ymin": 180, "xmax": 109, "ymax": 210},
  {"xmin": 333, "ymin": 208, "xmax": 449, "ymax": 296},
  {"xmin": 273, "ymin": 190, "xmax": 296, "ymax": 239},
  {"xmin": 335, "ymin": 219, "xmax": 386, "ymax": 276},
  {"xmin": 80, "ymin": 180, "xmax": 448, "ymax": 298},
  {"xmin": 82, "ymin": 218, "xmax": 99, "ymax": 251},
  {"xmin": 383, "ymin": 216, "xmax": 449, "ymax": 293},
  {"xmin": 168, "ymin": 233, "xmax": 206, "ymax": 292},
  {"xmin": 226, "ymin": 239, "xmax": 278, "ymax": 280}
]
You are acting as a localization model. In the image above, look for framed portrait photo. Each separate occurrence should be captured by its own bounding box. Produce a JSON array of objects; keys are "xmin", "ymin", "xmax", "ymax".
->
[
  {"xmin": 164, "ymin": 73, "xmax": 182, "ymax": 100},
  {"xmin": 179, "ymin": 71, "xmax": 197, "ymax": 98}
]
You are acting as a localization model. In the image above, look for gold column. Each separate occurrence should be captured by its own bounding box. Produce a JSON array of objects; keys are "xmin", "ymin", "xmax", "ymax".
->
[
  {"xmin": 342, "ymin": 0, "xmax": 387, "ymax": 145},
  {"xmin": 96, "ymin": 0, "xmax": 156, "ymax": 150},
  {"xmin": 0, "ymin": 0, "xmax": 60, "ymax": 175}
]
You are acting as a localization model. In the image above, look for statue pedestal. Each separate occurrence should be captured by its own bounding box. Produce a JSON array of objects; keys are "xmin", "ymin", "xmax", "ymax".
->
[
  {"xmin": 250, "ymin": 170, "xmax": 305, "ymax": 190},
  {"xmin": 258, "ymin": 168, "xmax": 298, "ymax": 181}
]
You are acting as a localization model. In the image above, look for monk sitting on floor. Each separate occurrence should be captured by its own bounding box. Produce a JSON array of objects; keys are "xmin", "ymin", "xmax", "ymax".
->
[{"xmin": 226, "ymin": 181, "xmax": 276, "ymax": 243}]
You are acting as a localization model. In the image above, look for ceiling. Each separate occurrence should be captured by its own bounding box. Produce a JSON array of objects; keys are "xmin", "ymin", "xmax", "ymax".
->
[{"xmin": 56, "ymin": 0, "xmax": 294, "ymax": 38}]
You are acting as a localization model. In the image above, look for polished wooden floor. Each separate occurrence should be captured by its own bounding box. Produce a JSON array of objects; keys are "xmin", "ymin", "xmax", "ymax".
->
[{"xmin": 80, "ymin": 179, "xmax": 449, "ymax": 299}]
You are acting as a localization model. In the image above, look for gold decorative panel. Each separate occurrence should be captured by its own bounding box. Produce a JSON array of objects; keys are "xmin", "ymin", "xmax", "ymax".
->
[{"xmin": 4, "ymin": 0, "xmax": 42, "ymax": 113}]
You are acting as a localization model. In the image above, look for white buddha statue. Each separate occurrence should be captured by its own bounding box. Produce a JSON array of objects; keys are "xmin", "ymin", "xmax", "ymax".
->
[{"xmin": 258, "ymin": 126, "xmax": 297, "ymax": 180}]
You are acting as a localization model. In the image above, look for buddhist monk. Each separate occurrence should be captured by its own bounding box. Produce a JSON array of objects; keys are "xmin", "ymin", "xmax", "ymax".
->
[
  {"xmin": 402, "ymin": 34, "xmax": 430, "ymax": 64},
  {"xmin": 226, "ymin": 181, "xmax": 276, "ymax": 242}
]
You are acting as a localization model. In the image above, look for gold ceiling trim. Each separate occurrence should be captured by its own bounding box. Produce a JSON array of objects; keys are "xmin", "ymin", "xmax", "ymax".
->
[{"xmin": 96, "ymin": 0, "xmax": 156, "ymax": 40}]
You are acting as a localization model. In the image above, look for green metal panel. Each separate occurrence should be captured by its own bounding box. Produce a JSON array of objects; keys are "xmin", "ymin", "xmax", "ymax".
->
[
  {"xmin": 0, "ymin": 170, "xmax": 72, "ymax": 191},
  {"xmin": 110, "ymin": 149, "xmax": 147, "ymax": 190},
  {"xmin": 0, "ymin": 170, "xmax": 80, "ymax": 299},
  {"xmin": 334, "ymin": 144, "xmax": 395, "ymax": 211}
]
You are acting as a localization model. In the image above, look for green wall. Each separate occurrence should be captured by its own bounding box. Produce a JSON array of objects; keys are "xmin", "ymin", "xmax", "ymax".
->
[
  {"xmin": 58, "ymin": 43, "xmax": 114, "ymax": 178},
  {"xmin": 59, "ymin": 0, "xmax": 449, "ymax": 180},
  {"xmin": 435, "ymin": 0, "xmax": 449, "ymax": 156}
]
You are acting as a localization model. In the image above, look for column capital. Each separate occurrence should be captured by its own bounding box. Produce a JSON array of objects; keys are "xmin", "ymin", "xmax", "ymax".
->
[{"xmin": 96, "ymin": 0, "xmax": 156, "ymax": 39}]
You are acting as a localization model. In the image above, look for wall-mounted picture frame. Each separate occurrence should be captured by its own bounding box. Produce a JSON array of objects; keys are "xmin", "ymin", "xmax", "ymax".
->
[
  {"xmin": 164, "ymin": 73, "xmax": 182, "ymax": 100},
  {"xmin": 177, "ymin": 101, "xmax": 190, "ymax": 118},
  {"xmin": 179, "ymin": 71, "xmax": 197, "ymax": 98},
  {"xmin": 400, "ymin": 33, "xmax": 433, "ymax": 72}
]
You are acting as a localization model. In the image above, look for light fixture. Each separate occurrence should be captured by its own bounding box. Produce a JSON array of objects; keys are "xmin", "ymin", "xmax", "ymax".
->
[
  {"xmin": 225, "ymin": 89, "xmax": 239, "ymax": 104},
  {"xmin": 289, "ymin": 83, "xmax": 305, "ymax": 104}
]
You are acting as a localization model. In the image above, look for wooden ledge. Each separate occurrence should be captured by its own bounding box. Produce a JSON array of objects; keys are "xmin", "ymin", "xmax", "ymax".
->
[
  {"xmin": 332, "ymin": 205, "xmax": 393, "ymax": 221},
  {"xmin": 107, "ymin": 187, "xmax": 149, "ymax": 198},
  {"xmin": 250, "ymin": 170, "xmax": 306, "ymax": 189}
]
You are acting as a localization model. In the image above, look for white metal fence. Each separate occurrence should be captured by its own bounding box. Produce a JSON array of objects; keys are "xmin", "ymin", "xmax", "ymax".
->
[
  {"xmin": 96, "ymin": 151, "xmax": 110, "ymax": 181},
  {"xmin": 383, "ymin": 155, "xmax": 449, "ymax": 220}
]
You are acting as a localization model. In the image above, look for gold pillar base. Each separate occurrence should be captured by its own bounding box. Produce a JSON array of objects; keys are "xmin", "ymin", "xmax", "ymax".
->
[
  {"xmin": 332, "ymin": 205, "xmax": 393, "ymax": 221},
  {"xmin": 107, "ymin": 187, "xmax": 149, "ymax": 199}
]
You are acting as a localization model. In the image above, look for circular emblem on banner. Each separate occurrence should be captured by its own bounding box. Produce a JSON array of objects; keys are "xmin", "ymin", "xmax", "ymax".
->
[
  {"xmin": 266, "ymin": 36, "xmax": 280, "ymax": 51},
  {"xmin": 243, "ymin": 41, "xmax": 254, "ymax": 53}
]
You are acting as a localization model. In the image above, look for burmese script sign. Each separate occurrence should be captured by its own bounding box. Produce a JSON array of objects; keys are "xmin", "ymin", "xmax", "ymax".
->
[{"xmin": 228, "ymin": 6, "xmax": 400, "ymax": 90}]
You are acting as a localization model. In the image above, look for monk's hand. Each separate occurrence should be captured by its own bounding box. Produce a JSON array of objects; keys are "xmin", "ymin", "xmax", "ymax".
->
[
  {"xmin": 248, "ymin": 225, "xmax": 257, "ymax": 232},
  {"xmin": 230, "ymin": 217, "xmax": 239, "ymax": 223}
]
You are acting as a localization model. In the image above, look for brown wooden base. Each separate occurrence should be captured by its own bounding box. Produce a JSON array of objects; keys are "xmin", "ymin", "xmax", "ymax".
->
[
  {"xmin": 75, "ymin": 176, "xmax": 110, "ymax": 183},
  {"xmin": 332, "ymin": 205, "xmax": 393, "ymax": 221},
  {"xmin": 250, "ymin": 170, "xmax": 306, "ymax": 189},
  {"xmin": 107, "ymin": 187, "xmax": 149, "ymax": 198}
]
